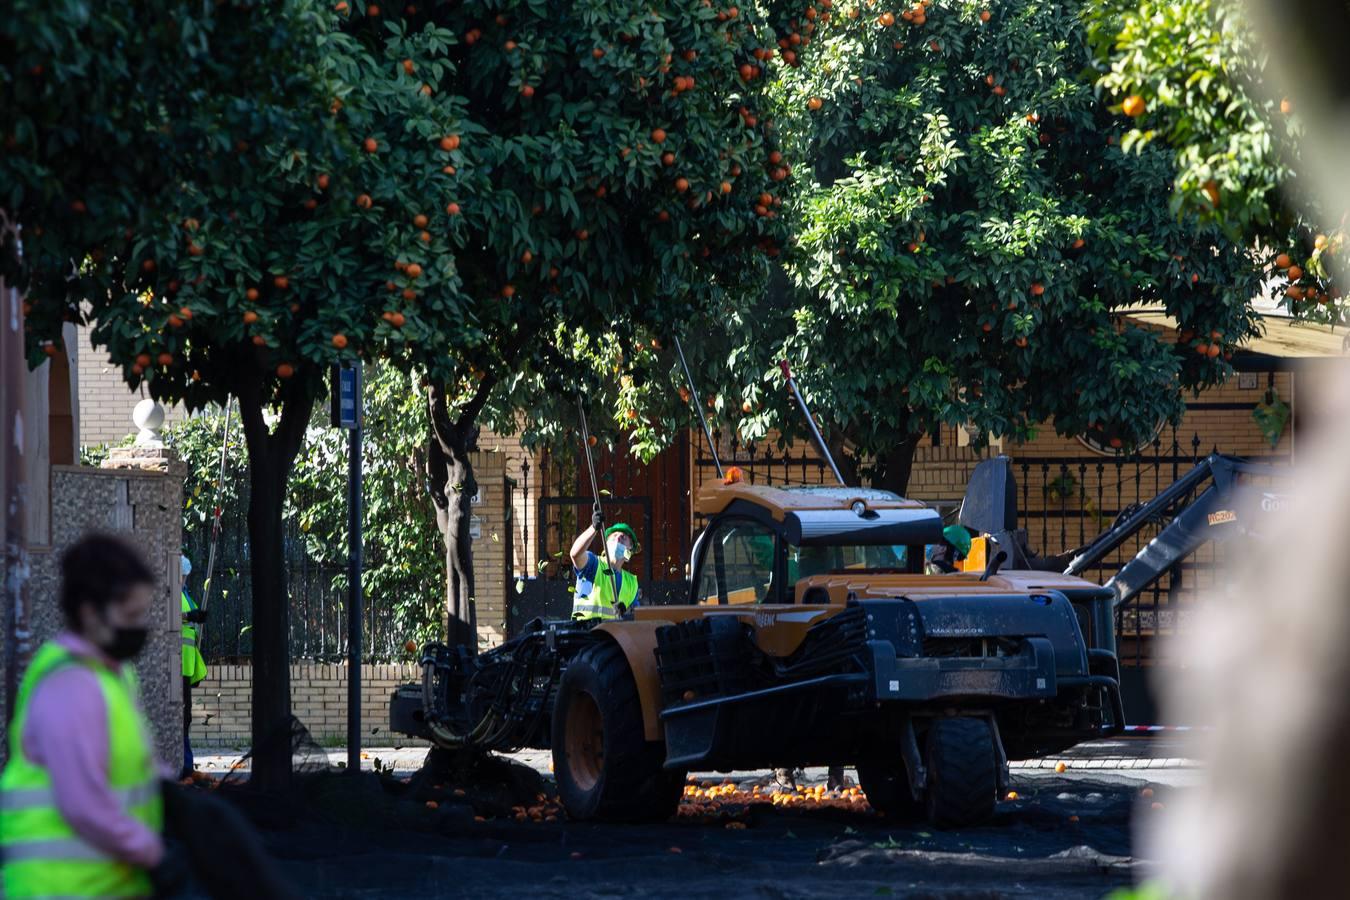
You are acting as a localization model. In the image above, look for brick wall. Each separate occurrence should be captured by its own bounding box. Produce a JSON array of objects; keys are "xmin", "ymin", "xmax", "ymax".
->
[
  {"xmin": 467, "ymin": 450, "xmax": 510, "ymax": 649},
  {"xmin": 192, "ymin": 662, "xmax": 429, "ymax": 749},
  {"xmin": 74, "ymin": 324, "xmax": 186, "ymax": 447}
]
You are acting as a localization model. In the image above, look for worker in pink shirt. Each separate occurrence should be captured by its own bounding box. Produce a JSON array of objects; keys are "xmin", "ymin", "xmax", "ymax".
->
[{"xmin": 0, "ymin": 533, "xmax": 180, "ymax": 897}]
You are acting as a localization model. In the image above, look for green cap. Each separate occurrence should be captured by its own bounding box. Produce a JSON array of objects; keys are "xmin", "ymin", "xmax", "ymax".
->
[
  {"xmin": 604, "ymin": 523, "xmax": 640, "ymax": 554},
  {"xmin": 943, "ymin": 524, "xmax": 972, "ymax": 558}
]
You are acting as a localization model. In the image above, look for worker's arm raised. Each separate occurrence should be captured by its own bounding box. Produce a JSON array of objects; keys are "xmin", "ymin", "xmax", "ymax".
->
[{"xmin": 570, "ymin": 507, "xmax": 603, "ymax": 570}]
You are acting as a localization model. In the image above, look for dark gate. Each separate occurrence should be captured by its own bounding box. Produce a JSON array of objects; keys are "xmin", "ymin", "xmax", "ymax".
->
[
  {"xmin": 508, "ymin": 433, "xmax": 692, "ymax": 634},
  {"xmin": 1015, "ymin": 427, "xmax": 1290, "ymax": 722}
]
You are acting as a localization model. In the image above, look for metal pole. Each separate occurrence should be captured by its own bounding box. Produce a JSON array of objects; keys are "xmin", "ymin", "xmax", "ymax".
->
[
  {"xmin": 575, "ymin": 396, "xmax": 619, "ymax": 601},
  {"xmin": 346, "ymin": 369, "xmax": 364, "ymax": 775},
  {"xmin": 779, "ymin": 360, "xmax": 846, "ymax": 485},
  {"xmin": 672, "ymin": 335, "xmax": 723, "ymax": 479}
]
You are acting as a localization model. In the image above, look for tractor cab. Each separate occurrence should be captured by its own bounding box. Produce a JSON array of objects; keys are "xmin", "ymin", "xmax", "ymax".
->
[{"xmin": 687, "ymin": 470, "xmax": 945, "ymax": 606}]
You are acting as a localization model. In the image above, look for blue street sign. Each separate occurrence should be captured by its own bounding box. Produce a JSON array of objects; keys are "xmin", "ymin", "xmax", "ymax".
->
[{"xmin": 330, "ymin": 364, "xmax": 362, "ymax": 429}]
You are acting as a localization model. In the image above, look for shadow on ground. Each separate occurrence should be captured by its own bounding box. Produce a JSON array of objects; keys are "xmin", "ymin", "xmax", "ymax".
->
[{"xmin": 194, "ymin": 747, "xmax": 1157, "ymax": 900}]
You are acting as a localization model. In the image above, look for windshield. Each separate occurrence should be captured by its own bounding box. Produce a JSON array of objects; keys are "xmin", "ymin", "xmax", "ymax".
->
[{"xmin": 791, "ymin": 543, "xmax": 911, "ymax": 580}]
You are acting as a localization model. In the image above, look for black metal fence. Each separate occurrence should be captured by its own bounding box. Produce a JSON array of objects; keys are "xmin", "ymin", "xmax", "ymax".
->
[
  {"xmin": 183, "ymin": 479, "xmax": 418, "ymax": 663},
  {"xmin": 1013, "ymin": 427, "xmax": 1289, "ymax": 677}
]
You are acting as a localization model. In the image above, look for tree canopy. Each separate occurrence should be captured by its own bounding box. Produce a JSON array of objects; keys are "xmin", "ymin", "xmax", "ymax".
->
[
  {"xmin": 1089, "ymin": 0, "xmax": 1344, "ymax": 326},
  {"xmin": 712, "ymin": 0, "xmax": 1262, "ymax": 492}
]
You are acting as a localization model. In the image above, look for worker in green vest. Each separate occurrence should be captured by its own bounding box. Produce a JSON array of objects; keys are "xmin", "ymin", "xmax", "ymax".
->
[
  {"xmin": 568, "ymin": 507, "xmax": 641, "ymax": 620},
  {"xmin": 179, "ymin": 554, "xmax": 208, "ymax": 779},
  {"xmin": 0, "ymin": 533, "xmax": 171, "ymax": 898}
]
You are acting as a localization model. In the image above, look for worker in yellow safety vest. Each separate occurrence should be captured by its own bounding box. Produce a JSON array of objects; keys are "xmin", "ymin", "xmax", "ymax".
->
[
  {"xmin": 0, "ymin": 533, "xmax": 171, "ymax": 898},
  {"xmin": 180, "ymin": 554, "xmax": 208, "ymax": 778},
  {"xmin": 568, "ymin": 507, "xmax": 641, "ymax": 620}
]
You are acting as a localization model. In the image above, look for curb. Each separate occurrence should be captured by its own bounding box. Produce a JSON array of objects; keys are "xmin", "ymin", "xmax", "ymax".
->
[{"xmin": 1012, "ymin": 757, "xmax": 1199, "ymax": 770}]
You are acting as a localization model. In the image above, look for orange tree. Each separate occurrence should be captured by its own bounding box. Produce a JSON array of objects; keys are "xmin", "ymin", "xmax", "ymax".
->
[
  {"xmin": 1089, "ymin": 0, "xmax": 1344, "ymax": 326},
  {"xmin": 339, "ymin": 0, "xmax": 789, "ymax": 646},
  {"xmin": 9, "ymin": 0, "xmax": 785, "ymax": 780},
  {"xmin": 5, "ymin": 0, "xmax": 356, "ymax": 785},
  {"xmin": 722, "ymin": 0, "xmax": 1262, "ymax": 494}
]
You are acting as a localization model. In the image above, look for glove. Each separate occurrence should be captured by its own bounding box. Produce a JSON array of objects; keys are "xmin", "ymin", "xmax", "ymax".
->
[
  {"xmin": 183, "ymin": 609, "xmax": 208, "ymax": 624},
  {"xmin": 591, "ymin": 507, "xmax": 604, "ymax": 531}
]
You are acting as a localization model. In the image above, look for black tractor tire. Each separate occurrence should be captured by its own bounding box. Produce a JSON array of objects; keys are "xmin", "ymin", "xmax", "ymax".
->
[
  {"xmin": 856, "ymin": 759, "xmax": 923, "ymax": 820},
  {"xmin": 552, "ymin": 641, "xmax": 685, "ymax": 823},
  {"xmin": 923, "ymin": 717, "xmax": 998, "ymax": 828}
]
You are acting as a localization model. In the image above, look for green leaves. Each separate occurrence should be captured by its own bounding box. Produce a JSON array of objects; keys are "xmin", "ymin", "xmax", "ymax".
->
[{"xmin": 726, "ymin": 0, "xmax": 1260, "ymax": 485}]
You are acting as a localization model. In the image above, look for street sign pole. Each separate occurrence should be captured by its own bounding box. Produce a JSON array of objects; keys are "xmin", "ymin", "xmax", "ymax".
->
[{"xmin": 331, "ymin": 365, "xmax": 363, "ymax": 775}]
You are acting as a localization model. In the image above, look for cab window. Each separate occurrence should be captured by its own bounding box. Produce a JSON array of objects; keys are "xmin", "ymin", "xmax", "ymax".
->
[{"xmin": 695, "ymin": 520, "xmax": 779, "ymax": 605}]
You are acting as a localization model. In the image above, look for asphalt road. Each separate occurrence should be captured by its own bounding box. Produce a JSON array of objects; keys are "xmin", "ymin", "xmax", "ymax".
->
[{"xmin": 200, "ymin": 749, "xmax": 1189, "ymax": 899}]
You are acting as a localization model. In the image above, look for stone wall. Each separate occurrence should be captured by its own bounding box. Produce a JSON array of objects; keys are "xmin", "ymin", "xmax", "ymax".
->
[
  {"xmin": 3, "ymin": 457, "xmax": 187, "ymax": 770},
  {"xmin": 191, "ymin": 662, "xmax": 428, "ymax": 749}
]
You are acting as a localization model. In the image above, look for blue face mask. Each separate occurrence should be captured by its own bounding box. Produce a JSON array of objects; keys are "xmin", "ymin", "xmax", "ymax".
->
[{"xmin": 609, "ymin": 540, "xmax": 627, "ymax": 562}]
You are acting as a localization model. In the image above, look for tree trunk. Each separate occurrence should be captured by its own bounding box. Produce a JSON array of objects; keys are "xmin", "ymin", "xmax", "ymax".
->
[
  {"xmin": 427, "ymin": 385, "xmax": 481, "ymax": 652},
  {"xmin": 237, "ymin": 379, "xmax": 313, "ymax": 791},
  {"xmin": 870, "ymin": 436, "xmax": 920, "ymax": 497}
]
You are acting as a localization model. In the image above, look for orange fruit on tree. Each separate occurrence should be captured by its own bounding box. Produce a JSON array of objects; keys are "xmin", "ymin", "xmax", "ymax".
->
[
  {"xmin": 675, "ymin": 177, "xmax": 690, "ymax": 192},
  {"xmin": 1287, "ymin": 264, "xmax": 1304, "ymax": 281},
  {"xmin": 626, "ymin": 409, "xmax": 638, "ymax": 421},
  {"xmin": 335, "ymin": 1, "xmax": 349, "ymax": 11},
  {"xmin": 135, "ymin": 353, "xmax": 152, "ymax": 368},
  {"xmin": 1015, "ymin": 336, "xmax": 1028, "ymax": 348},
  {"xmin": 246, "ymin": 287, "xmax": 260, "ymax": 301},
  {"xmin": 420, "ymin": 230, "xmax": 431, "ymax": 243},
  {"xmin": 520, "ymin": 84, "xmax": 534, "ymax": 97},
  {"xmin": 576, "ymin": 228, "xmax": 589, "ymax": 241},
  {"xmin": 317, "ymin": 173, "xmax": 330, "ymax": 190},
  {"xmin": 720, "ymin": 181, "xmax": 732, "ymax": 194},
  {"xmin": 243, "ymin": 310, "xmax": 260, "ymax": 324},
  {"xmin": 367, "ymin": 3, "xmax": 379, "ymax": 14},
  {"xmin": 413, "ymin": 213, "xmax": 428, "ymax": 228},
  {"xmin": 1122, "ymin": 95, "xmax": 1146, "ymax": 117},
  {"xmin": 405, "ymin": 639, "xmax": 418, "ymax": 653},
  {"xmin": 274, "ymin": 275, "xmax": 289, "ymax": 289},
  {"xmin": 1280, "ymin": 97, "xmax": 1292, "ymax": 115},
  {"xmin": 363, "ymin": 137, "xmax": 379, "ymax": 153},
  {"xmin": 440, "ymin": 134, "xmax": 460, "ymax": 151},
  {"xmin": 1275, "ymin": 253, "xmax": 1291, "ymax": 269},
  {"xmin": 1072, "ymin": 237, "xmax": 1085, "ymax": 249},
  {"xmin": 251, "ymin": 335, "xmax": 267, "ymax": 347},
  {"xmin": 356, "ymin": 193, "xmax": 373, "ymax": 209},
  {"xmin": 741, "ymin": 400, "xmax": 752, "ymax": 413},
  {"xmin": 406, "ymin": 263, "xmax": 423, "ymax": 279},
  {"xmin": 402, "ymin": 288, "xmax": 417, "ymax": 301},
  {"xmin": 1202, "ymin": 180, "xmax": 1220, "ymax": 206},
  {"xmin": 389, "ymin": 312, "xmax": 406, "ymax": 327},
  {"xmin": 332, "ymin": 333, "xmax": 349, "ymax": 349},
  {"xmin": 879, "ymin": 11, "xmax": 895, "ymax": 26},
  {"xmin": 651, "ymin": 128, "xmax": 667, "ymax": 143},
  {"xmin": 402, "ymin": 58, "xmax": 414, "ymax": 75},
  {"xmin": 521, "ymin": 250, "xmax": 533, "ymax": 264},
  {"xmin": 662, "ymin": 151, "xmax": 675, "ymax": 166},
  {"xmin": 276, "ymin": 363, "xmax": 295, "ymax": 379},
  {"xmin": 980, "ymin": 9, "xmax": 991, "ymax": 21},
  {"xmin": 501, "ymin": 284, "xmax": 516, "ymax": 298},
  {"xmin": 446, "ymin": 202, "xmax": 461, "ymax": 216},
  {"xmin": 808, "ymin": 97, "xmax": 823, "ymax": 111},
  {"xmin": 168, "ymin": 314, "xmax": 184, "ymax": 329},
  {"xmin": 1030, "ymin": 282, "xmax": 1045, "ymax": 296},
  {"xmin": 587, "ymin": 435, "xmax": 598, "ymax": 447}
]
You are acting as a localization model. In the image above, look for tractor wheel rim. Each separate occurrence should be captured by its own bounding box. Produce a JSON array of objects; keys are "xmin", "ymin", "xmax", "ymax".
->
[{"xmin": 565, "ymin": 690, "xmax": 604, "ymax": 792}]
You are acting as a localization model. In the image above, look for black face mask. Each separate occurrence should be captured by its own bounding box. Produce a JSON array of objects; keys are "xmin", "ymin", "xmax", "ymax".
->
[{"xmin": 103, "ymin": 626, "xmax": 149, "ymax": 661}]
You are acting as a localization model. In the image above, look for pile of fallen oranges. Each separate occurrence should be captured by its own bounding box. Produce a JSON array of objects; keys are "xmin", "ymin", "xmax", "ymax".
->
[{"xmin": 677, "ymin": 780, "xmax": 874, "ymax": 826}]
